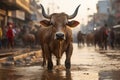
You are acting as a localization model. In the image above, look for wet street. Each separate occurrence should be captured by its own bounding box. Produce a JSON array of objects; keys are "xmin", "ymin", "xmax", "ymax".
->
[{"xmin": 0, "ymin": 43, "xmax": 120, "ymax": 80}]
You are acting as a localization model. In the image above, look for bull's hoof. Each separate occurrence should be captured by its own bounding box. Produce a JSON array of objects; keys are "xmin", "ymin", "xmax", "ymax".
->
[
  {"xmin": 65, "ymin": 62, "xmax": 71, "ymax": 69},
  {"xmin": 47, "ymin": 66, "xmax": 53, "ymax": 70},
  {"xmin": 47, "ymin": 63, "xmax": 53, "ymax": 70}
]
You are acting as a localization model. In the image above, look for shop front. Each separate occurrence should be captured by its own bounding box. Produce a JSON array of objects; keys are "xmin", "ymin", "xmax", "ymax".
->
[{"xmin": 0, "ymin": 9, "xmax": 7, "ymax": 27}]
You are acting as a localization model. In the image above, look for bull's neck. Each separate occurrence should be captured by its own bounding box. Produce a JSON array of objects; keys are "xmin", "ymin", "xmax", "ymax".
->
[
  {"xmin": 53, "ymin": 40, "xmax": 64, "ymax": 58},
  {"xmin": 58, "ymin": 41, "xmax": 62, "ymax": 58}
]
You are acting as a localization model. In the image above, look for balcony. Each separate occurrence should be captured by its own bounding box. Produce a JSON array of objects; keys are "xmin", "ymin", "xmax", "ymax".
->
[
  {"xmin": 0, "ymin": 0, "xmax": 33, "ymax": 14},
  {"xmin": 0, "ymin": 0, "xmax": 19, "ymax": 10},
  {"xmin": 16, "ymin": 0, "xmax": 33, "ymax": 14}
]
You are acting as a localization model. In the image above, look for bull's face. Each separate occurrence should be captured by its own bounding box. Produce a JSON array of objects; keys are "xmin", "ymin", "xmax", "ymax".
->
[
  {"xmin": 51, "ymin": 13, "xmax": 68, "ymax": 40},
  {"xmin": 40, "ymin": 4, "xmax": 80, "ymax": 40}
]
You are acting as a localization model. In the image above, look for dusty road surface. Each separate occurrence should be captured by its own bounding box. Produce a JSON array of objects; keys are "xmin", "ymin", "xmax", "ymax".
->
[{"xmin": 0, "ymin": 43, "xmax": 120, "ymax": 80}]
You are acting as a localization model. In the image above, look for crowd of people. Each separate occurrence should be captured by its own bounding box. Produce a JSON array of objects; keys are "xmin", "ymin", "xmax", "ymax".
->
[
  {"xmin": 77, "ymin": 24, "xmax": 117, "ymax": 50},
  {"xmin": 0, "ymin": 22, "xmax": 118, "ymax": 50},
  {"xmin": 0, "ymin": 23, "xmax": 21, "ymax": 49},
  {"xmin": 107, "ymin": 28, "xmax": 115, "ymax": 49}
]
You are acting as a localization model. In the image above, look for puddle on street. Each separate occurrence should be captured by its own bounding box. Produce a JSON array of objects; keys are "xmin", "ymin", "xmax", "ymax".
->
[
  {"xmin": 0, "ymin": 65, "xmax": 120, "ymax": 80},
  {"xmin": 99, "ymin": 70, "xmax": 120, "ymax": 80}
]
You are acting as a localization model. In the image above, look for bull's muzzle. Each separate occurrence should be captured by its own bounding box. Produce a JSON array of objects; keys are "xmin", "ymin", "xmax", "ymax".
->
[{"xmin": 55, "ymin": 32, "xmax": 65, "ymax": 40}]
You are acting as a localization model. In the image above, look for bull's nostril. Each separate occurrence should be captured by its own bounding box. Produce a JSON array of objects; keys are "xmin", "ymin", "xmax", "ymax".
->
[{"xmin": 56, "ymin": 33, "xmax": 64, "ymax": 39}]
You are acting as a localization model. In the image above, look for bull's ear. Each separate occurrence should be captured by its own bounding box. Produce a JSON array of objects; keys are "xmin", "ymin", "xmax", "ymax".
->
[
  {"xmin": 67, "ymin": 20, "xmax": 79, "ymax": 27},
  {"xmin": 40, "ymin": 20, "xmax": 51, "ymax": 27}
]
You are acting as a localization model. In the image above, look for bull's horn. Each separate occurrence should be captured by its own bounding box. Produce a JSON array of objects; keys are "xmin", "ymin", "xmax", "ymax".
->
[
  {"xmin": 68, "ymin": 5, "xmax": 81, "ymax": 19},
  {"xmin": 40, "ymin": 4, "xmax": 50, "ymax": 19}
]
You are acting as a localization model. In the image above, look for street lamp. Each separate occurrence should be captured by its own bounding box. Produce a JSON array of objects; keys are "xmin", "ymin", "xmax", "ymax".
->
[
  {"xmin": 94, "ymin": 27, "xmax": 96, "ymax": 31},
  {"xmin": 87, "ymin": 8, "xmax": 90, "ymax": 23}
]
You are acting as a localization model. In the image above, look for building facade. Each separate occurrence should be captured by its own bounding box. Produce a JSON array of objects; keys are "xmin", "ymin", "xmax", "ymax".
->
[
  {"xmin": 0, "ymin": 0, "xmax": 33, "ymax": 28},
  {"xmin": 112, "ymin": 0, "xmax": 120, "ymax": 24},
  {"xmin": 30, "ymin": 0, "xmax": 43, "ymax": 26},
  {"xmin": 96, "ymin": 0, "xmax": 112, "ymax": 25}
]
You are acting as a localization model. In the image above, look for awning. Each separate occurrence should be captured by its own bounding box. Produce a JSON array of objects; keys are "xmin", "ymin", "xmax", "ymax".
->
[{"xmin": 113, "ymin": 25, "xmax": 120, "ymax": 28}]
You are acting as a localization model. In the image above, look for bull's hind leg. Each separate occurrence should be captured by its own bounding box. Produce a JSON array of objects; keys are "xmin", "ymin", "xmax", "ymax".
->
[
  {"xmin": 42, "ymin": 53, "xmax": 46, "ymax": 66},
  {"xmin": 41, "ymin": 47, "xmax": 46, "ymax": 67},
  {"xmin": 65, "ymin": 43, "xmax": 73, "ymax": 69},
  {"xmin": 56, "ymin": 58, "xmax": 61, "ymax": 65}
]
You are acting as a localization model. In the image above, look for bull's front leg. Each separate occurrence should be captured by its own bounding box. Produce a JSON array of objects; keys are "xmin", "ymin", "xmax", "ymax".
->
[
  {"xmin": 65, "ymin": 43, "xmax": 73, "ymax": 69},
  {"xmin": 47, "ymin": 53, "xmax": 53, "ymax": 70},
  {"xmin": 44, "ymin": 44, "xmax": 53, "ymax": 70}
]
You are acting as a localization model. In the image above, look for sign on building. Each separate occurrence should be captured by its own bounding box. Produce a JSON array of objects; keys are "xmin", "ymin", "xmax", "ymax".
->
[
  {"xmin": 16, "ymin": 10, "xmax": 25, "ymax": 20},
  {"xmin": 8, "ymin": 10, "xmax": 25, "ymax": 20}
]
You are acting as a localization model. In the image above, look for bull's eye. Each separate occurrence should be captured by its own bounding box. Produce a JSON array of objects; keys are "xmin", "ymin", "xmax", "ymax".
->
[{"xmin": 51, "ymin": 23, "xmax": 56, "ymax": 27}]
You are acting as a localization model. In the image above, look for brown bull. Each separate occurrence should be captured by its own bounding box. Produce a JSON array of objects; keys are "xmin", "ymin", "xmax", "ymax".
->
[
  {"xmin": 38, "ymin": 4, "xmax": 80, "ymax": 70},
  {"xmin": 86, "ymin": 32, "xmax": 94, "ymax": 46},
  {"xmin": 19, "ymin": 26, "xmax": 36, "ymax": 47},
  {"xmin": 22, "ymin": 33, "xmax": 35, "ymax": 47},
  {"xmin": 94, "ymin": 26, "xmax": 108, "ymax": 50},
  {"xmin": 77, "ymin": 31, "xmax": 85, "ymax": 47}
]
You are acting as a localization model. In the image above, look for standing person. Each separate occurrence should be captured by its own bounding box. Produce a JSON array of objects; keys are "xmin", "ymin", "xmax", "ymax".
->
[
  {"xmin": 0, "ymin": 27, "xmax": 3, "ymax": 49},
  {"xmin": 12, "ymin": 26, "xmax": 17, "ymax": 46},
  {"xmin": 2, "ymin": 26, "xmax": 8, "ymax": 49},
  {"xmin": 6, "ymin": 24, "xmax": 14, "ymax": 49},
  {"xmin": 12, "ymin": 27, "xmax": 16, "ymax": 37},
  {"xmin": 107, "ymin": 29, "xmax": 111, "ymax": 48},
  {"xmin": 109, "ymin": 28, "xmax": 115, "ymax": 49}
]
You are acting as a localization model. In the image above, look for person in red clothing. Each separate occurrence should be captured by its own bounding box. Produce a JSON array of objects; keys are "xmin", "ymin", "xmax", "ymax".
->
[{"xmin": 6, "ymin": 24, "xmax": 14, "ymax": 48}]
